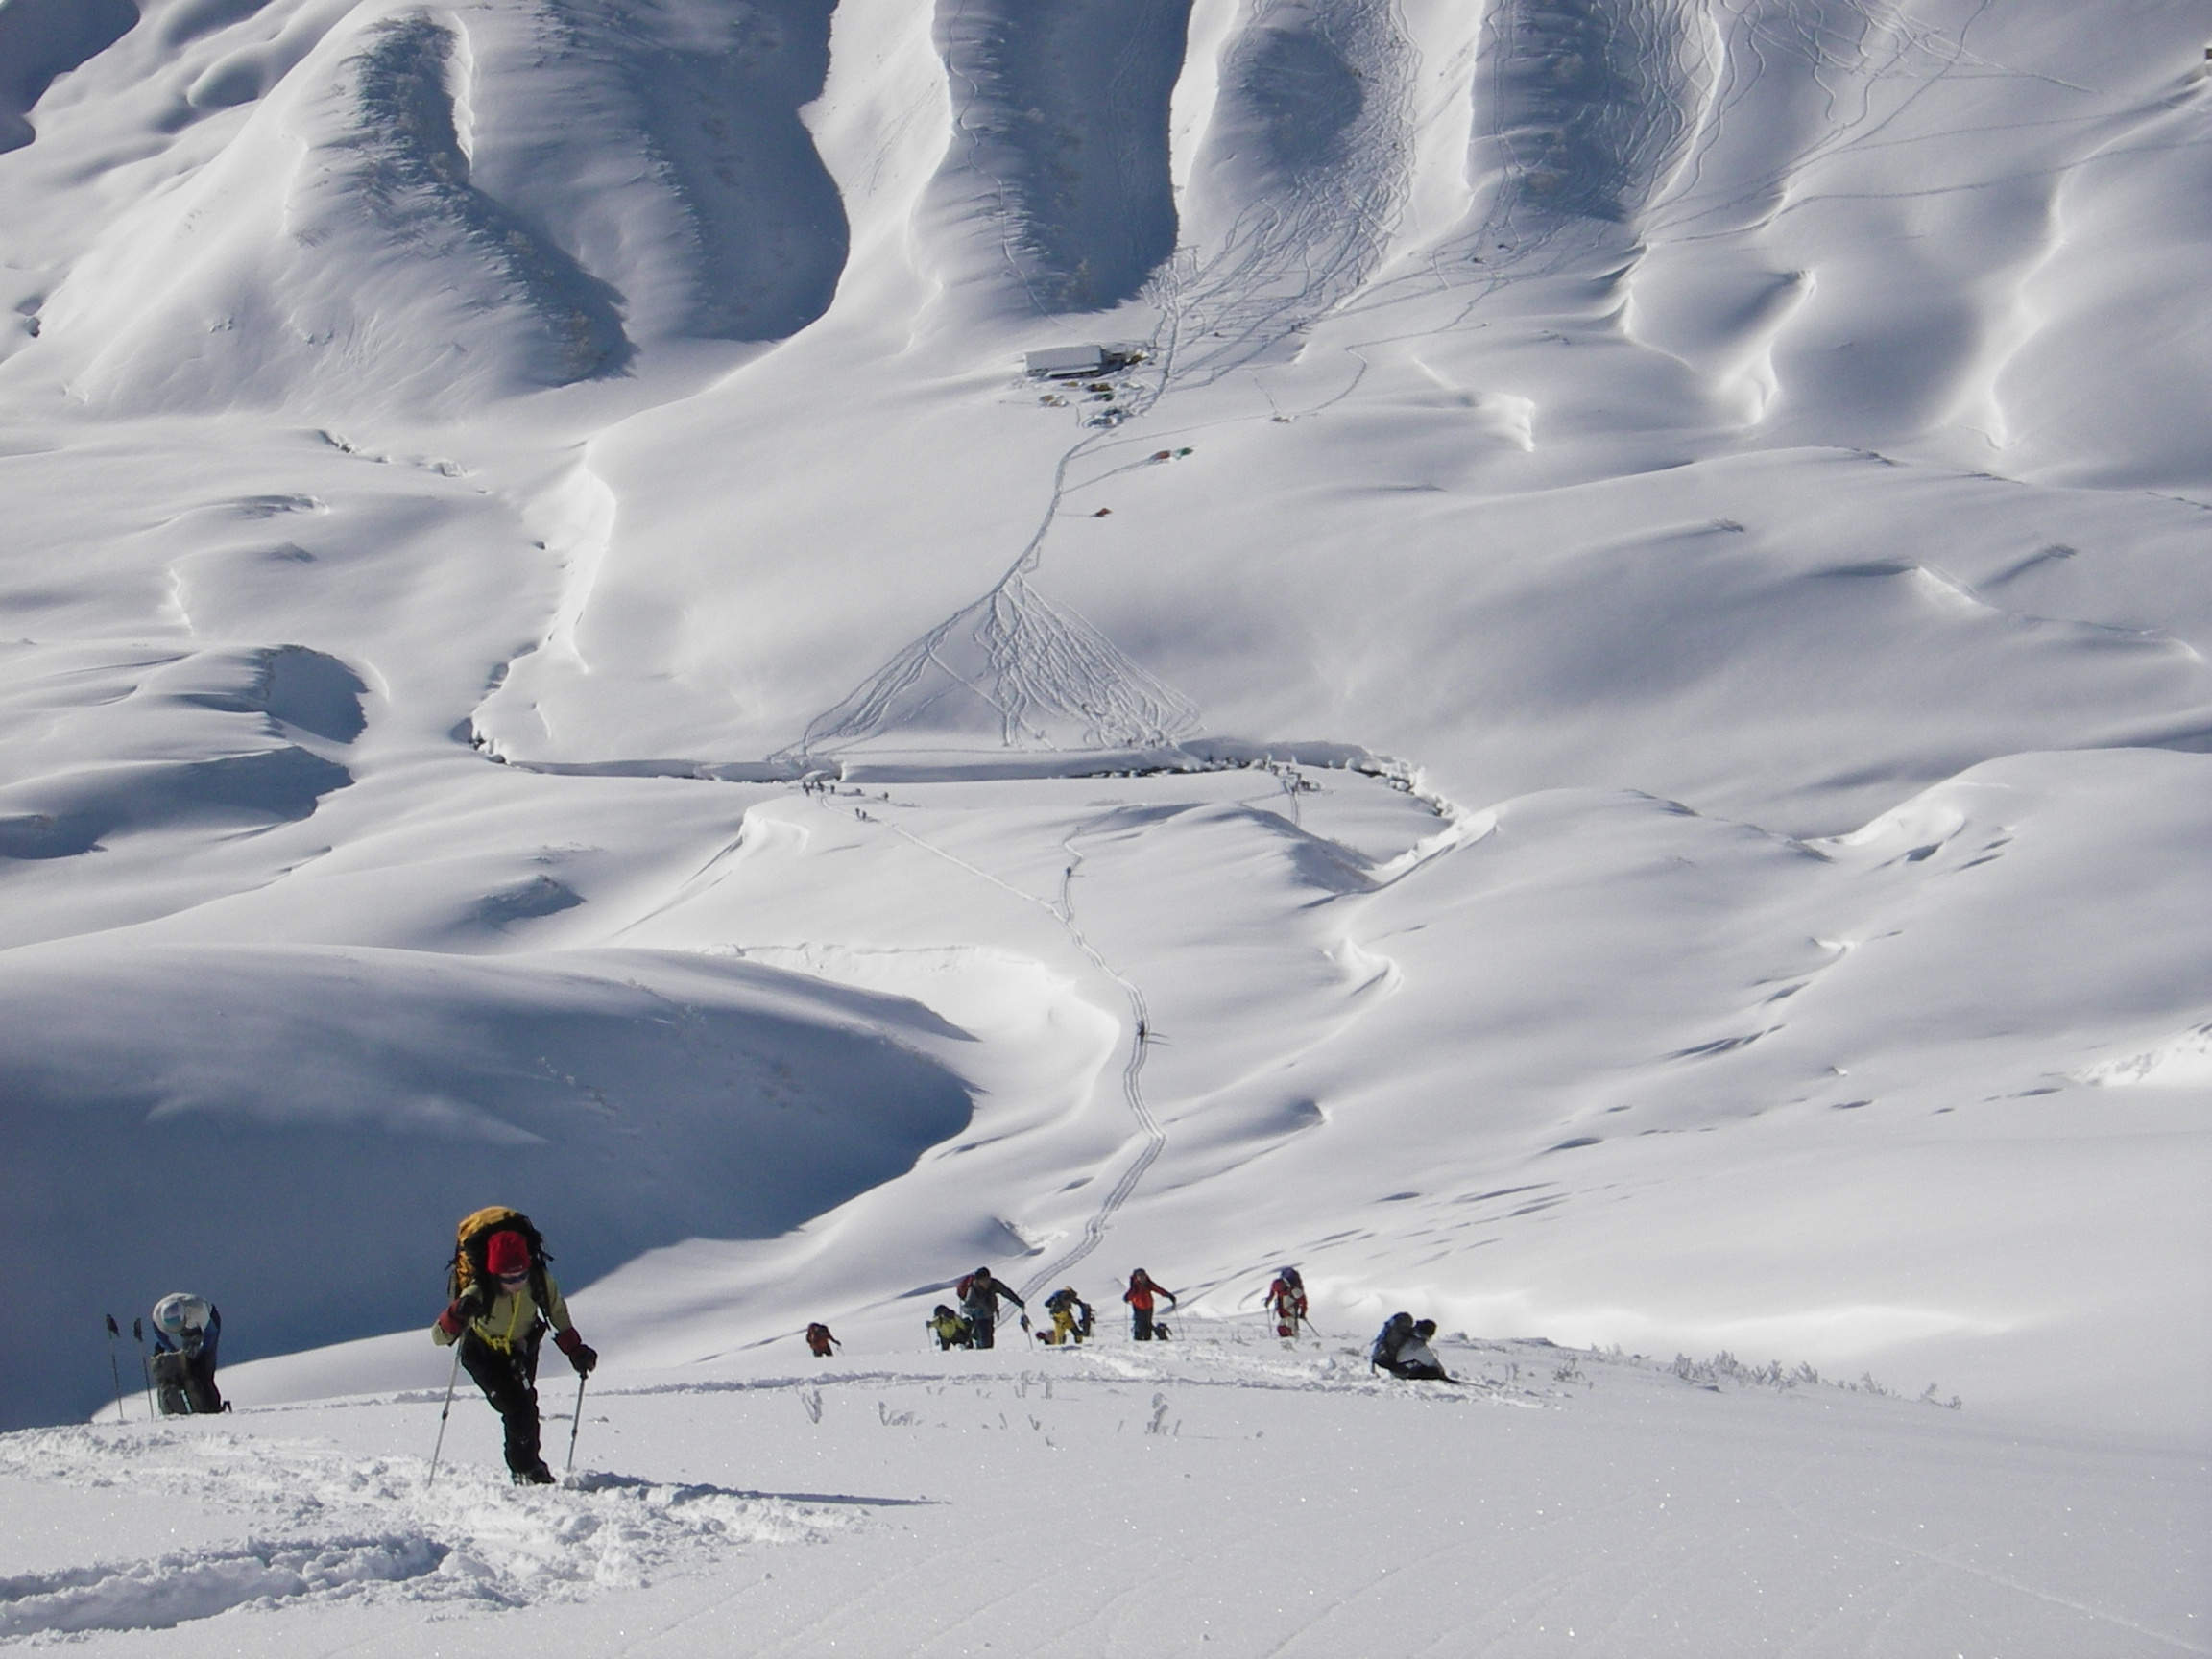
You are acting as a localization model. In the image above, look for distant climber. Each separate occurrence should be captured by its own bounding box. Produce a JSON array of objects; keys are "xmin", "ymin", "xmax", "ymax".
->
[
  {"xmin": 149, "ymin": 1293, "xmax": 226, "ymax": 1414},
  {"xmin": 927, "ymin": 1305, "xmax": 974, "ymax": 1350},
  {"xmin": 956, "ymin": 1267, "xmax": 1024, "ymax": 1351},
  {"xmin": 1123, "ymin": 1269, "xmax": 1177, "ymax": 1341},
  {"xmin": 1371, "ymin": 1313, "xmax": 1458, "ymax": 1382},
  {"xmin": 805, "ymin": 1322, "xmax": 840, "ymax": 1358},
  {"xmin": 1035, "ymin": 1286, "xmax": 1094, "ymax": 1346},
  {"xmin": 1263, "ymin": 1267, "xmax": 1308, "ymax": 1339},
  {"xmin": 433, "ymin": 1208, "xmax": 596, "ymax": 1485}
]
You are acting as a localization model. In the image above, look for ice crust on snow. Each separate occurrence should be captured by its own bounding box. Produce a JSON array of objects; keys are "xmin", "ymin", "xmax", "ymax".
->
[{"xmin": 0, "ymin": 0, "xmax": 2206, "ymax": 1646}]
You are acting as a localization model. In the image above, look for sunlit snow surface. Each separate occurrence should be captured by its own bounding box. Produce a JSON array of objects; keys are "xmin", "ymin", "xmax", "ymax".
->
[
  {"xmin": 0, "ymin": 0, "xmax": 2208, "ymax": 1647},
  {"xmin": 14, "ymin": 1334, "xmax": 2209, "ymax": 1655}
]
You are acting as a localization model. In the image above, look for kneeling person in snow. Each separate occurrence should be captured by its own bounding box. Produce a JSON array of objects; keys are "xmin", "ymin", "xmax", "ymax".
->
[
  {"xmin": 150, "ymin": 1293, "xmax": 226, "ymax": 1414},
  {"xmin": 433, "ymin": 1214, "xmax": 596, "ymax": 1484},
  {"xmin": 927, "ymin": 1305, "xmax": 974, "ymax": 1350},
  {"xmin": 1371, "ymin": 1313, "xmax": 1458, "ymax": 1382},
  {"xmin": 1036, "ymin": 1286, "xmax": 1093, "ymax": 1346}
]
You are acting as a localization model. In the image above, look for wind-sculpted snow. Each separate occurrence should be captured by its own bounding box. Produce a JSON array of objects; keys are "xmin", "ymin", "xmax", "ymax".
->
[
  {"xmin": 461, "ymin": 0, "xmax": 850, "ymax": 345},
  {"xmin": 342, "ymin": 15, "xmax": 630, "ymax": 384},
  {"xmin": 619, "ymin": 0, "xmax": 849, "ymax": 341},
  {"xmin": 938, "ymin": 0, "xmax": 1193, "ymax": 312},
  {"xmin": 0, "ymin": 644, "xmax": 358, "ymax": 862},
  {"xmin": 19, "ymin": 9, "xmax": 634, "ymax": 414}
]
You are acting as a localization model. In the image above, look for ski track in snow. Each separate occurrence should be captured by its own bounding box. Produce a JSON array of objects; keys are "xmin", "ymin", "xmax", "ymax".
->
[{"xmin": 812, "ymin": 788, "xmax": 1166, "ymax": 1306}]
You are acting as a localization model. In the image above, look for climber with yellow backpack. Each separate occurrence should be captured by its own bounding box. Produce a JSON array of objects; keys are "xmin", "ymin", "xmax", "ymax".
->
[{"xmin": 432, "ymin": 1207, "xmax": 597, "ymax": 1484}]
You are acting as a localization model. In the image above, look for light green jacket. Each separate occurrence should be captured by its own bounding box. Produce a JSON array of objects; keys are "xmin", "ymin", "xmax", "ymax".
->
[{"xmin": 432, "ymin": 1274, "xmax": 572, "ymax": 1352}]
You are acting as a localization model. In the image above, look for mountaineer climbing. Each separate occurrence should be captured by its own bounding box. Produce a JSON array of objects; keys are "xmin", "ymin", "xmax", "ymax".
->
[
  {"xmin": 956, "ymin": 1266, "xmax": 1024, "ymax": 1351},
  {"xmin": 1036, "ymin": 1286, "xmax": 1094, "ymax": 1346},
  {"xmin": 433, "ymin": 1208, "xmax": 596, "ymax": 1484},
  {"xmin": 1123, "ymin": 1268, "xmax": 1177, "ymax": 1341},
  {"xmin": 1263, "ymin": 1267, "xmax": 1309, "ymax": 1339}
]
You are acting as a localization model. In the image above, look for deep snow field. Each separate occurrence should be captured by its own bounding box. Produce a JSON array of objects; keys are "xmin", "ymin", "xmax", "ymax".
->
[{"xmin": 1, "ymin": 0, "xmax": 2209, "ymax": 1649}]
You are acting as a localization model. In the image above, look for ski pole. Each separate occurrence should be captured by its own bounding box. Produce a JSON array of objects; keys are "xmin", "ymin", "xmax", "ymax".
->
[
  {"xmin": 426, "ymin": 1342, "xmax": 464, "ymax": 1490},
  {"xmin": 132, "ymin": 1319, "xmax": 156, "ymax": 1418},
  {"xmin": 565, "ymin": 1372, "xmax": 588, "ymax": 1475},
  {"xmin": 104, "ymin": 1316, "xmax": 129, "ymax": 1422}
]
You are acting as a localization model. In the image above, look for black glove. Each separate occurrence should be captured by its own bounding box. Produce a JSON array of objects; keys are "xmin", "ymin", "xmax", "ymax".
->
[{"xmin": 438, "ymin": 1286, "xmax": 489, "ymax": 1336}]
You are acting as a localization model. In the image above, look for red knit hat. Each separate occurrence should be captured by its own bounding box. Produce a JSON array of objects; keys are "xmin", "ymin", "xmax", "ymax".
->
[{"xmin": 485, "ymin": 1230, "xmax": 531, "ymax": 1278}]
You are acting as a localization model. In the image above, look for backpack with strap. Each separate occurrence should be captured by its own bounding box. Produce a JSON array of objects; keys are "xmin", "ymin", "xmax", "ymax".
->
[
  {"xmin": 1371, "ymin": 1311, "xmax": 1414, "ymax": 1369},
  {"xmin": 448, "ymin": 1206, "xmax": 553, "ymax": 1318}
]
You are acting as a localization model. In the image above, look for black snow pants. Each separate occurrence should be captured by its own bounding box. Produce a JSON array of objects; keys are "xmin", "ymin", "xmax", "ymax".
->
[{"xmin": 461, "ymin": 1328, "xmax": 546, "ymax": 1477}]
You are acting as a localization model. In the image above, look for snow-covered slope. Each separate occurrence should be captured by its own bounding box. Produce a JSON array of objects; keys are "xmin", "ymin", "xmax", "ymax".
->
[
  {"xmin": 0, "ymin": 3, "xmax": 2207, "ymax": 1629},
  {"xmin": 13, "ymin": 1334, "xmax": 2205, "ymax": 1655}
]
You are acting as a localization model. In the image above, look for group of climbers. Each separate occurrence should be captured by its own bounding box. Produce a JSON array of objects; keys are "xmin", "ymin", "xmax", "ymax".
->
[
  {"xmin": 919, "ymin": 1267, "xmax": 1178, "ymax": 1350},
  {"xmin": 127, "ymin": 1214, "xmax": 1458, "ymax": 1487}
]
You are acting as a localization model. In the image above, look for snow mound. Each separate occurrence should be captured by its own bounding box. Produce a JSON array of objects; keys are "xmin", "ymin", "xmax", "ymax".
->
[{"xmin": 2071, "ymin": 1024, "xmax": 2212, "ymax": 1089}]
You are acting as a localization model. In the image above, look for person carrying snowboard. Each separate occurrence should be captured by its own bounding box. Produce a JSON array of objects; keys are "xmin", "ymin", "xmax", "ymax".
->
[
  {"xmin": 805, "ymin": 1322, "xmax": 840, "ymax": 1358},
  {"xmin": 149, "ymin": 1293, "xmax": 226, "ymax": 1414},
  {"xmin": 926, "ymin": 1304, "xmax": 974, "ymax": 1350},
  {"xmin": 956, "ymin": 1266, "xmax": 1023, "ymax": 1351},
  {"xmin": 1263, "ymin": 1267, "xmax": 1308, "ymax": 1339},
  {"xmin": 432, "ymin": 1208, "xmax": 596, "ymax": 1484},
  {"xmin": 1036, "ymin": 1286, "xmax": 1094, "ymax": 1346},
  {"xmin": 1123, "ymin": 1268, "xmax": 1177, "ymax": 1341}
]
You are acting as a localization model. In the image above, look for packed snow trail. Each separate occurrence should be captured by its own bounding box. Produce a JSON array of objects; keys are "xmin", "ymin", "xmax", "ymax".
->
[
  {"xmin": 812, "ymin": 789, "xmax": 1167, "ymax": 1303},
  {"xmin": 1019, "ymin": 816, "xmax": 1166, "ymax": 1300}
]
